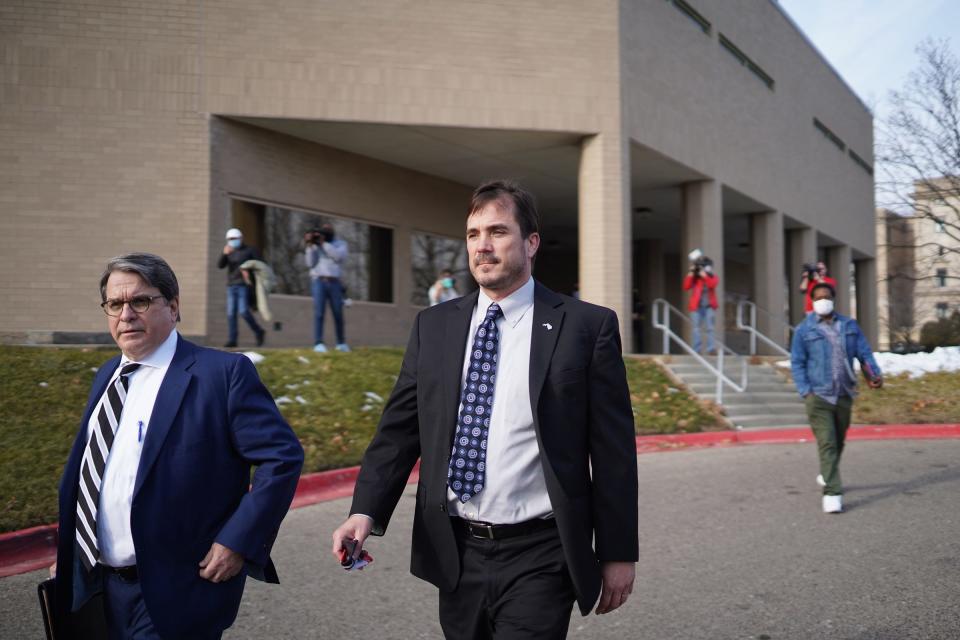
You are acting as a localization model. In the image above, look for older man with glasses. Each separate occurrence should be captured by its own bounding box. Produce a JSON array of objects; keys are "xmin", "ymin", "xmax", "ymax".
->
[{"xmin": 50, "ymin": 253, "xmax": 303, "ymax": 639}]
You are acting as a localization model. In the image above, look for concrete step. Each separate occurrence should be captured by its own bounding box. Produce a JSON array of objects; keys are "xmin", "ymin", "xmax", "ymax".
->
[
  {"xmin": 720, "ymin": 402, "xmax": 807, "ymax": 416},
  {"xmin": 686, "ymin": 381, "xmax": 793, "ymax": 393},
  {"xmin": 701, "ymin": 392, "xmax": 800, "ymax": 404},
  {"xmin": 729, "ymin": 414, "xmax": 810, "ymax": 428}
]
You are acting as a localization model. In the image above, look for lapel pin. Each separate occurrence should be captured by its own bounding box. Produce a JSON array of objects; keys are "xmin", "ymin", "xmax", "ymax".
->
[{"xmin": 542, "ymin": 323, "xmax": 553, "ymax": 331}]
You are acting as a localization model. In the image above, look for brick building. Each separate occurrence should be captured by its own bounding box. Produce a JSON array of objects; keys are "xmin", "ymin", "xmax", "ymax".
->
[{"xmin": 1, "ymin": 0, "xmax": 878, "ymax": 351}]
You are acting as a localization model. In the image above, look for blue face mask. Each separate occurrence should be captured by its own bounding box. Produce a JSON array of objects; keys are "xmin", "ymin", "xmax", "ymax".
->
[
  {"xmin": 228, "ymin": 239, "xmax": 242, "ymax": 249},
  {"xmin": 442, "ymin": 277, "xmax": 454, "ymax": 288}
]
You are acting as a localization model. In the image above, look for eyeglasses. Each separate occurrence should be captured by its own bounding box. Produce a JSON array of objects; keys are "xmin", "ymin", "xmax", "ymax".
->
[{"xmin": 100, "ymin": 295, "xmax": 167, "ymax": 316}]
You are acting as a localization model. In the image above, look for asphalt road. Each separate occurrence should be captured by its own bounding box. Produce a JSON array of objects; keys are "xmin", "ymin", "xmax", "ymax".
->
[{"xmin": 2, "ymin": 439, "xmax": 958, "ymax": 639}]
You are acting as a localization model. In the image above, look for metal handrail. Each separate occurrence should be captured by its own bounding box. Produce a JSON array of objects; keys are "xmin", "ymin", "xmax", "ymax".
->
[
  {"xmin": 735, "ymin": 300, "xmax": 791, "ymax": 357},
  {"xmin": 651, "ymin": 298, "xmax": 748, "ymax": 405}
]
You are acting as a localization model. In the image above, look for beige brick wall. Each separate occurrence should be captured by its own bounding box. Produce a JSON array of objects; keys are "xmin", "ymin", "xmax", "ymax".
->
[
  {"xmin": 621, "ymin": 0, "xmax": 875, "ymax": 258},
  {"xmin": 0, "ymin": 0, "xmax": 209, "ymax": 336},
  {"xmin": 199, "ymin": 0, "xmax": 621, "ymax": 133}
]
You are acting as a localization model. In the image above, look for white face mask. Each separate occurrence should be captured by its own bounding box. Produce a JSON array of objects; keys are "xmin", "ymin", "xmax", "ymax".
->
[{"xmin": 813, "ymin": 299, "xmax": 834, "ymax": 316}]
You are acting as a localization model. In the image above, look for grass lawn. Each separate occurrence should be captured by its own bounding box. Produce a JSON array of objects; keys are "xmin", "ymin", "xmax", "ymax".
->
[
  {"xmin": 2, "ymin": 344, "xmax": 956, "ymax": 534},
  {"xmin": 0, "ymin": 346, "xmax": 721, "ymax": 533},
  {"xmin": 853, "ymin": 371, "xmax": 960, "ymax": 425}
]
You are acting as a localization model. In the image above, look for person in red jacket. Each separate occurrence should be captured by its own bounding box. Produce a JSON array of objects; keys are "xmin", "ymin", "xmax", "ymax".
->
[
  {"xmin": 800, "ymin": 261, "xmax": 838, "ymax": 314},
  {"xmin": 683, "ymin": 251, "xmax": 719, "ymax": 354}
]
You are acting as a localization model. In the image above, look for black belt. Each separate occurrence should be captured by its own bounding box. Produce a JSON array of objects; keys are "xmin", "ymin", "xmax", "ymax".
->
[
  {"xmin": 101, "ymin": 564, "xmax": 138, "ymax": 582},
  {"xmin": 453, "ymin": 516, "xmax": 556, "ymax": 540},
  {"xmin": 316, "ymin": 276, "xmax": 340, "ymax": 282}
]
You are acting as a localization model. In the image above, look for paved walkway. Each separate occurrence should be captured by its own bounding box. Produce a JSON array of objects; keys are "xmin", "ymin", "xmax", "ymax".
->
[{"xmin": 2, "ymin": 439, "xmax": 958, "ymax": 639}]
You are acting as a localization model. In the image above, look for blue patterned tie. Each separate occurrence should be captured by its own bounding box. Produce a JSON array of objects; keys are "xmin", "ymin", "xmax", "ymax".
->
[{"xmin": 448, "ymin": 302, "xmax": 502, "ymax": 503}]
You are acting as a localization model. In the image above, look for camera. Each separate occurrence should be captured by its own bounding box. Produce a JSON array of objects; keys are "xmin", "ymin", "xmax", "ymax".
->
[
  {"xmin": 688, "ymin": 249, "xmax": 713, "ymax": 276},
  {"xmin": 802, "ymin": 262, "xmax": 819, "ymax": 279}
]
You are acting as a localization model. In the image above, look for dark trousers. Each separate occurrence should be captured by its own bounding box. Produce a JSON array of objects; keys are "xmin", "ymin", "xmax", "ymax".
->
[
  {"xmin": 439, "ymin": 523, "xmax": 576, "ymax": 640},
  {"xmin": 311, "ymin": 277, "xmax": 345, "ymax": 344},
  {"xmin": 103, "ymin": 571, "xmax": 221, "ymax": 640},
  {"xmin": 806, "ymin": 394, "xmax": 853, "ymax": 496}
]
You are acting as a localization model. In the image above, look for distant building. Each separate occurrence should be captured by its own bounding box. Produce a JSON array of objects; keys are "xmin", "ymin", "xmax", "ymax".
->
[
  {"xmin": 1, "ymin": 0, "xmax": 877, "ymax": 351},
  {"xmin": 876, "ymin": 209, "xmax": 915, "ymax": 351},
  {"xmin": 876, "ymin": 178, "xmax": 960, "ymax": 349}
]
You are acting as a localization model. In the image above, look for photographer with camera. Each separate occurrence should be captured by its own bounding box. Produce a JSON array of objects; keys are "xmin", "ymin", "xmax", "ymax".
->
[
  {"xmin": 682, "ymin": 249, "xmax": 719, "ymax": 355},
  {"xmin": 304, "ymin": 223, "xmax": 349, "ymax": 353},
  {"xmin": 799, "ymin": 260, "xmax": 837, "ymax": 314}
]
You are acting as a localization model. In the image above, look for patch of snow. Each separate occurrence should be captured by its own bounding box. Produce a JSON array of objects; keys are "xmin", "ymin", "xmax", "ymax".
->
[
  {"xmin": 297, "ymin": 356, "xmax": 310, "ymax": 365},
  {"xmin": 295, "ymin": 395, "xmax": 308, "ymax": 405},
  {"xmin": 778, "ymin": 347, "xmax": 960, "ymax": 379},
  {"xmin": 275, "ymin": 396, "xmax": 293, "ymax": 405}
]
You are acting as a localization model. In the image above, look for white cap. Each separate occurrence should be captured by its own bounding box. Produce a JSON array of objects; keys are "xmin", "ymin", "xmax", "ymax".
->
[
  {"xmin": 688, "ymin": 248, "xmax": 703, "ymax": 262},
  {"xmin": 225, "ymin": 228, "xmax": 243, "ymax": 240}
]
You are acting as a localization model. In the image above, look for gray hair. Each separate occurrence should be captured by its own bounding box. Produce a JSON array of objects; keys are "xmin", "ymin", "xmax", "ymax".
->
[{"xmin": 100, "ymin": 253, "xmax": 181, "ymax": 321}]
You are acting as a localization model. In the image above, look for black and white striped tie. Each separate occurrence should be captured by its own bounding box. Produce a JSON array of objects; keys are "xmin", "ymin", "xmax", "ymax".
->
[{"xmin": 75, "ymin": 362, "xmax": 141, "ymax": 571}]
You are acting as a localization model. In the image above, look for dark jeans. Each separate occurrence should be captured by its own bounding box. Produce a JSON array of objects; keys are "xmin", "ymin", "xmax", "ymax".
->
[
  {"xmin": 226, "ymin": 284, "xmax": 262, "ymax": 344},
  {"xmin": 311, "ymin": 277, "xmax": 345, "ymax": 345},
  {"xmin": 439, "ymin": 523, "xmax": 576, "ymax": 639},
  {"xmin": 805, "ymin": 394, "xmax": 853, "ymax": 496}
]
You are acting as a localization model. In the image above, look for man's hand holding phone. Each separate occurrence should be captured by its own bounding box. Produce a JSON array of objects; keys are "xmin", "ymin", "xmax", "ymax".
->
[{"xmin": 332, "ymin": 514, "xmax": 374, "ymax": 571}]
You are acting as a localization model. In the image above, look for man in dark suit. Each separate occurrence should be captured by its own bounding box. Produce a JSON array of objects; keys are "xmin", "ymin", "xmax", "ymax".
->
[
  {"xmin": 53, "ymin": 253, "xmax": 304, "ymax": 639},
  {"xmin": 332, "ymin": 181, "xmax": 638, "ymax": 638}
]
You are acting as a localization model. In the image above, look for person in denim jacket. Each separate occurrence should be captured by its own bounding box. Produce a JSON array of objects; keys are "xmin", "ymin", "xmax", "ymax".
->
[{"xmin": 790, "ymin": 282, "xmax": 883, "ymax": 514}]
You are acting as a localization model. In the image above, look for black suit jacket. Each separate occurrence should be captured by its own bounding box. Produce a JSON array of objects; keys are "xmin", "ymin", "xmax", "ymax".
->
[{"xmin": 351, "ymin": 282, "xmax": 638, "ymax": 615}]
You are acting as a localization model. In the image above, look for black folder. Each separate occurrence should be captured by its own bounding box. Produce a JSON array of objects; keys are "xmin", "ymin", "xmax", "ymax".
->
[
  {"xmin": 37, "ymin": 578, "xmax": 57, "ymax": 640},
  {"xmin": 37, "ymin": 578, "xmax": 108, "ymax": 639}
]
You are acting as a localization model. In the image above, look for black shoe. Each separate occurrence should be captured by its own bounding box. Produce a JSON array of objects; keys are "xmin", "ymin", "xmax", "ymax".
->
[
  {"xmin": 255, "ymin": 330, "xmax": 265, "ymax": 347},
  {"xmin": 223, "ymin": 341, "xmax": 237, "ymax": 348}
]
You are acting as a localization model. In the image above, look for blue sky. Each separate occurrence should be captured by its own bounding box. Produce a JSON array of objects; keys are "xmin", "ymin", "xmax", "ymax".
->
[{"xmin": 778, "ymin": 0, "xmax": 960, "ymax": 115}]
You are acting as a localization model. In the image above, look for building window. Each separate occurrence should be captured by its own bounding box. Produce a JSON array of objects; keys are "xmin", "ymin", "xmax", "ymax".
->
[
  {"xmin": 813, "ymin": 117, "xmax": 845, "ymax": 151},
  {"xmin": 936, "ymin": 303, "xmax": 949, "ymax": 319},
  {"xmin": 936, "ymin": 268, "xmax": 948, "ymax": 287},
  {"xmin": 847, "ymin": 149, "xmax": 873, "ymax": 176},
  {"xmin": 669, "ymin": 0, "xmax": 710, "ymax": 34},
  {"xmin": 935, "ymin": 218, "xmax": 946, "ymax": 233},
  {"xmin": 409, "ymin": 232, "xmax": 472, "ymax": 306},
  {"xmin": 260, "ymin": 204, "xmax": 394, "ymax": 303},
  {"xmin": 718, "ymin": 34, "xmax": 775, "ymax": 90},
  {"xmin": 938, "ymin": 245, "xmax": 946, "ymax": 257}
]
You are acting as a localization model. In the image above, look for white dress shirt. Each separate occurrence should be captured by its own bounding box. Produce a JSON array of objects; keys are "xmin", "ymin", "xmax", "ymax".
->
[
  {"xmin": 93, "ymin": 329, "xmax": 178, "ymax": 566},
  {"xmin": 448, "ymin": 277, "xmax": 553, "ymax": 524}
]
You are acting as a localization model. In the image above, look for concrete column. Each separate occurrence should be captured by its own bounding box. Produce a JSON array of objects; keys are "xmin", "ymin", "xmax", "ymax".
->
[
  {"xmin": 750, "ymin": 210, "xmax": 786, "ymax": 352},
  {"xmin": 578, "ymin": 132, "xmax": 632, "ymax": 351},
  {"xmin": 682, "ymin": 180, "xmax": 724, "ymax": 347},
  {"xmin": 855, "ymin": 258, "xmax": 879, "ymax": 347},
  {"xmin": 827, "ymin": 244, "xmax": 853, "ymax": 316},
  {"xmin": 788, "ymin": 227, "xmax": 817, "ymax": 324}
]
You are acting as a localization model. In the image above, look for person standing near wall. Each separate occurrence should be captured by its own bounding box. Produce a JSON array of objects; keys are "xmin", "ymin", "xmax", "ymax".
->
[
  {"xmin": 305, "ymin": 223, "xmax": 350, "ymax": 353},
  {"xmin": 217, "ymin": 228, "xmax": 265, "ymax": 348},
  {"xmin": 428, "ymin": 269, "xmax": 460, "ymax": 306},
  {"xmin": 683, "ymin": 249, "xmax": 719, "ymax": 355}
]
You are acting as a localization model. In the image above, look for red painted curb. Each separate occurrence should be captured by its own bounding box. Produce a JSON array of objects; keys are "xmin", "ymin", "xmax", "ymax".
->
[{"xmin": 3, "ymin": 424, "xmax": 957, "ymax": 579}]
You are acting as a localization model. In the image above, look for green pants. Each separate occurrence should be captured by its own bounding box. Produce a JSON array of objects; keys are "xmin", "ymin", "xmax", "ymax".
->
[{"xmin": 805, "ymin": 394, "xmax": 853, "ymax": 496}]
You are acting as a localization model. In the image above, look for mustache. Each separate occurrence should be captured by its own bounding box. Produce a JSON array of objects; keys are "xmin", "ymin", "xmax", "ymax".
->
[{"xmin": 474, "ymin": 255, "xmax": 500, "ymax": 265}]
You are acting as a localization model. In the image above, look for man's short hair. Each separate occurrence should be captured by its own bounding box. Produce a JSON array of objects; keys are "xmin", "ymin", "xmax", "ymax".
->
[
  {"xmin": 810, "ymin": 281, "xmax": 835, "ymax": 298},
  {"xmin": 100, "ymin": 253, "xmax": 181, "ymax": 321},
  {"xmin": 468, "ymin": 180, "xmax": 541, "ymax": 239}
]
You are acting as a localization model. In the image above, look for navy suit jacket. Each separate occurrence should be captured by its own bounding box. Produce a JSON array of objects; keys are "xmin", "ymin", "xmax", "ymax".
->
[
  {"xmin": 54, "ymin": 335, "xmax": 304, "ymax": 638},
  {"xmin": 351, "ymin": 283, "xmax": 639, "ymax": 616}
]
